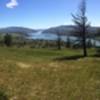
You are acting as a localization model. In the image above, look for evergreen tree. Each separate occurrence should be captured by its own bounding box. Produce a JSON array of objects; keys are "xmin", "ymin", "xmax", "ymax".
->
[{"xmin": 4, "ymin": 33, "xmax": 12, "ymax": 47}]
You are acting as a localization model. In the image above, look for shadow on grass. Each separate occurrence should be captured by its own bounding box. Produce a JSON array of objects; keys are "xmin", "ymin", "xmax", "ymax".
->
[
  {"xmin": 0, "ymin": 90, "xmax": 8, "ymax": 100},
  {"xmin": 91, "ymin": 54, "xmax": 100, "ymax": 57},
  {"xmin": 54, "ymin": 55, "xmax": 85, "ymax": 61},
  {"xmin": 55, "ymin": 54, "xmax": 100, "ymax": 61}
]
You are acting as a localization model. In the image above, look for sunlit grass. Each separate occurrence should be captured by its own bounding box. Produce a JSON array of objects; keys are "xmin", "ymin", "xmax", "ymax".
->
[{"xmin": 0, "ymin": 47, "xmax": 99, "ymax": 100}]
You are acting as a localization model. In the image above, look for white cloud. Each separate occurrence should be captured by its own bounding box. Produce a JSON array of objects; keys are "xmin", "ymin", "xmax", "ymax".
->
[{"xmin": 6, "ymin": 0, "xmax": 18, "ymax": 9}]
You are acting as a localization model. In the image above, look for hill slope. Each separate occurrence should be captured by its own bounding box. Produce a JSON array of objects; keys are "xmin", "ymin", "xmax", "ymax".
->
[
  {"xmin": 0, "ymin": 27, "xmax": 37, "ymax": 36},
  {"xmin": 43, "ymin": 25, "xmax": 99, "ymax": 37}
]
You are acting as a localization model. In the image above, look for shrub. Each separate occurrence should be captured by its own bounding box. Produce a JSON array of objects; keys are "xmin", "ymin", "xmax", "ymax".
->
[
  {"xmin": 0, "ymin": 90, "xmax": 8, "ymax": 100},
  {"xmin": 4, "ymin": 34, "xmax": 12, "ymax": 47}
]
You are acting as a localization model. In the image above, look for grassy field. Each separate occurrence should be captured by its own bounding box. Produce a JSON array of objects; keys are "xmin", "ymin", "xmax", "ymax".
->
[{"xmin": 0, "ymin": 47, "xmax": 100, "ymax": 100}]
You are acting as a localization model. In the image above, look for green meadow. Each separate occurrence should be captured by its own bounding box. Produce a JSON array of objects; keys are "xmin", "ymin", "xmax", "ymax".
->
[{"xmin": 0, "ymin": 47, "xmax": 100, "ymax": 100}]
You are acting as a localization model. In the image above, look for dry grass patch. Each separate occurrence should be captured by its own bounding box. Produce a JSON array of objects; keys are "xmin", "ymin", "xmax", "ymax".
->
[{"xmin": 16, "ymin": 62, "xmax": 32, "ymax": 68}]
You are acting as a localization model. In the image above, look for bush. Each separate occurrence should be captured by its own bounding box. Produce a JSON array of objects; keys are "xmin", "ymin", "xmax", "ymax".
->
[
  {"xmin": 0, "ymin": 90, "xmax": 8, "ymax": 100},
  {"xmin": 4, "ymin": 34, "xmax": 12, "ymax": 47}
]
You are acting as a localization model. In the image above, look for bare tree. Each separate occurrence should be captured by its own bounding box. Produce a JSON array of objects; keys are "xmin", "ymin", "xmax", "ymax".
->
[
  {"xmin": 51, "ymin": 29, "xmax": 62, "ymax": 50},
  {"xmin": 66, "ymin": 36, "xmax": 71, "ymax": 48},
  {"xmin": 56, "ymin": 31, "xmax": 62, "ymax": 50},
  {"xmin": 72, "ymin": 0, "xmax": 90, "ymax": 57}
]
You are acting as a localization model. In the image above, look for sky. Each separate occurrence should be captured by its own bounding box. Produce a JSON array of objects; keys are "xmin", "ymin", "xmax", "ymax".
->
[{"xmin": 0, "ymin": 0, "xmax": 100, "ymax": 29}]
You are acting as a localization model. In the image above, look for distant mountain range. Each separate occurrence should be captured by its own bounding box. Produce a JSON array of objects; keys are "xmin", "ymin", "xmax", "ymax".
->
[
  {"xmin": 0, "ymin": 27, "xmax": 37, "ymax": 36},
  {"xmin": 42, "ymin": 25, "xmax": 100, "ymax": 37},
  {"xmin": 0, "ymin": 25, "xmax": 100, "ymax": 38},
  {"xmin": 42, "ymin": 25, "xmax": 75, "ymax": 35}
]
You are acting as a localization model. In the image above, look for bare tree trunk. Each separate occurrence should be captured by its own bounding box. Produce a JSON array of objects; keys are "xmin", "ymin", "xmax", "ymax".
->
[
  {"xmin": 57, "ymin": 34, "xmax": 61, "ymax": 50},
  {"xmin": 82, "ymin": 26, "xmax": 87, "ymax": 56}
]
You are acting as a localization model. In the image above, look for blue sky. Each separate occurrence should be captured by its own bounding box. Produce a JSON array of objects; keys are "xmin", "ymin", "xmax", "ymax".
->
[{"xmin": 0, "ymin": 0, "xmax": 100, "ymax": 29}]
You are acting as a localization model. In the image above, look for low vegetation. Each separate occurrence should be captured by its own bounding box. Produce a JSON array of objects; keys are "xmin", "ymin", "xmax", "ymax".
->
[{"xmin": 0, "ymin": 47, "xmax": 100, "ymax": 100}]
